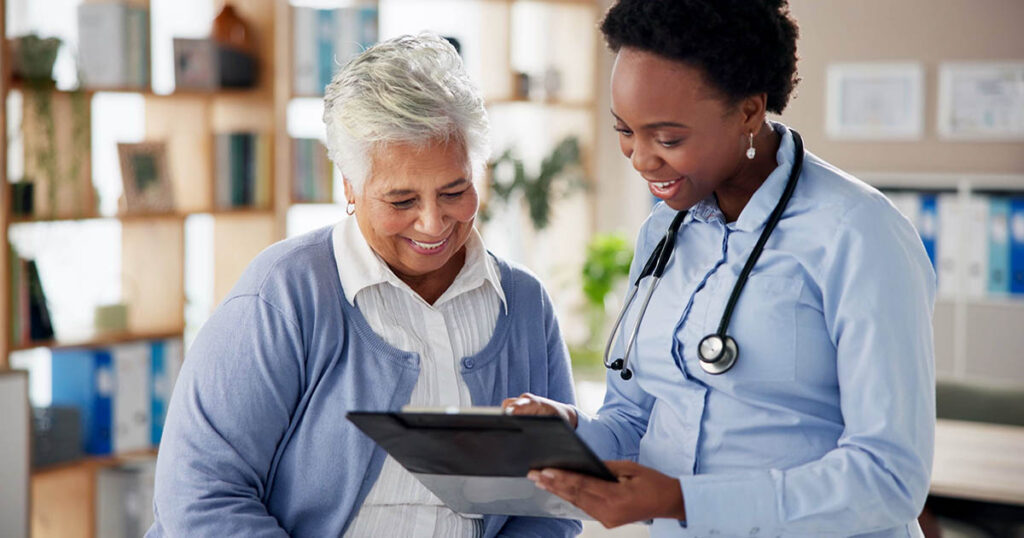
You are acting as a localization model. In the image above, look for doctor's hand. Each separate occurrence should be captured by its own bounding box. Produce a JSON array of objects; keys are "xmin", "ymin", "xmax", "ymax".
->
[
  {"xmin": 528, "ymin": 461, "xmax": 686, "ymax": 529},
  {"xmin": 501, "ymin": 392, "xmax": 578, "ymax": 429}
]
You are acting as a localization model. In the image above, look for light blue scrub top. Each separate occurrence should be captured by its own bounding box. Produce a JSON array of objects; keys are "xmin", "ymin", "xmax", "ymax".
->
[{"xmin": 576, "ymin": 122, "xmax": 937, "ymax": 537}]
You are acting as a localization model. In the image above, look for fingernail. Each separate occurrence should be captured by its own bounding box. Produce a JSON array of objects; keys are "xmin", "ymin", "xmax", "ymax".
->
[{"xmin": 541, "ymin": 469, "xmax": 557, "ymax": 479}]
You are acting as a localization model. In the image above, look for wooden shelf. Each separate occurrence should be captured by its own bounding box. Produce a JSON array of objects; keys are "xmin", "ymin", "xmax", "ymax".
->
[
  {"xmin": 9, "ymin": 79, "xmax": 265, "ymax": 99},
  {"xmin": 10, "ymin": 208, "xmax": 274, "ymax": 225},
  {"xmin": 9, "ymin": 329, "xmax": 183, "ymax": 353},
  {"xmin": 32, "ymin": 448, "xmax": 158, "ymax": 478}
]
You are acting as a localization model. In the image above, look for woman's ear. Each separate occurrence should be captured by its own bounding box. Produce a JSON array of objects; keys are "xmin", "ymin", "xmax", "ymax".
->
[
  {"xmin": 739, "ymin": 92, "xmax": 769, "ymax": 133},
  {"xmin": 343, "ymin": 178, "xmax": 355, "ymax": 204}
]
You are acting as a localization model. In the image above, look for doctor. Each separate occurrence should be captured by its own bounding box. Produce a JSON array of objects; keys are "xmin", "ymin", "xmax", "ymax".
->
[{"xmin": 504, "ymin": 0, "xmax": 937, "ymax": 536}]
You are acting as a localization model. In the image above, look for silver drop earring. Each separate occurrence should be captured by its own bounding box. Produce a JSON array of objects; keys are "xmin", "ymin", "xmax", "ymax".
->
[{"xmin": 746, "ymin": 132, "xmax": 756, "ymax": 160}]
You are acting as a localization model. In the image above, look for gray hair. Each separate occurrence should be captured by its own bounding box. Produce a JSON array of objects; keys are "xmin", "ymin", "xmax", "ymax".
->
[{"xmin": 323, "ymin": 33, "xmax": 490, "ymax": 193}]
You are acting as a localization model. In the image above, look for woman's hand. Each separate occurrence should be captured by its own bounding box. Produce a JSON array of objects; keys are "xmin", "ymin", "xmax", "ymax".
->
[
  {"xmin": 528, "ymin": 461, "xmax": 686, "ymax": 529},
  {"xmin": 501, "ymin": 392, "xmax": 578, "ymax": 429}
]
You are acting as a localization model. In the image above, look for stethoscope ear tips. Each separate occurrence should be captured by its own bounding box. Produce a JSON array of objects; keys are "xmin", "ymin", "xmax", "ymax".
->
[{"xmin": 620, "ymin": 369, "xmax": 633, "ymax": 381}]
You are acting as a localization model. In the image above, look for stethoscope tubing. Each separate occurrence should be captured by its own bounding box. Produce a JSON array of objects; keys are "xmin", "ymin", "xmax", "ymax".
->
[{"xmin": 604, "ymin": 129, "xmax": 804, "ymax": 380}]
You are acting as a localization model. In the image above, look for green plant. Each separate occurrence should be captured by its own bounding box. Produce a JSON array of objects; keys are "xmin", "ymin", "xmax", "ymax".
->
[
  {"xmin": 575, "ymin": 233, "xmax": 633, "ymax": 370},
  {"xmin": 481, "ymin": 136, "xmax": 586, "ymax": 231}
]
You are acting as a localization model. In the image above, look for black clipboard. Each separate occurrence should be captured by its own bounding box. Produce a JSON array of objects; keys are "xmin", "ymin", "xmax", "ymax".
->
[{"xmin": 347, "ymin": 411, "xmax": 615, "ymax": 481}]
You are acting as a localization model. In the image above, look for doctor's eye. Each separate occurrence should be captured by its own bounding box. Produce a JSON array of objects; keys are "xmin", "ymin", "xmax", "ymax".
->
[
  {"xmin": 657, "ymin": 138, "xmax": 682, "ymax": 148},
  {"xmin": 613, "ymin": 126, "xmax": 633, "ymax": 137}
]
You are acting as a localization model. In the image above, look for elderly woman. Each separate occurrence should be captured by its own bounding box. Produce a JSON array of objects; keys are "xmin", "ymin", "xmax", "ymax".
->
[{"xmin": 147, "ymin": 34, "xmax": 580, "ymax": 538}]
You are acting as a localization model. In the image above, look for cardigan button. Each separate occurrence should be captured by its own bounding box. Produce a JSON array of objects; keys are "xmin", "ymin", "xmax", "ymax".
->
[{"xmin": 463, "ymin": 358, "xmax": 475, "ymax": 369}]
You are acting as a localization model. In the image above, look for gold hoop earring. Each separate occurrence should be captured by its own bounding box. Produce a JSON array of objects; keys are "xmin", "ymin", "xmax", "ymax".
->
[{"xmin": 746, "ymin": 132, "xmax": 756, "ymax": 160}]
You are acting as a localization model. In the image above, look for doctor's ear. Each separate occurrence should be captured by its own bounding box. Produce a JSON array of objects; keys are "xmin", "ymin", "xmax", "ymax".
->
[{"xmin": 737, "ymin": 93, "xmax": 769, "ymax": 133}]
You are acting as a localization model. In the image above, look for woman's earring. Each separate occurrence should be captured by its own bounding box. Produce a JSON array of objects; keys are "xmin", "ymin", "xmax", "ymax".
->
[
  {"xmin": 746, "ymin": 132, "xmax": 756, "ymax": 160},
  {"xmin": 346, "ymin": 201, "xmax": 355, "ymax": 215}
]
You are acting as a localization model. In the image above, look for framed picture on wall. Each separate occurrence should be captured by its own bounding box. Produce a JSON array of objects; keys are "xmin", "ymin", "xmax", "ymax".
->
[
  {"xmin": 825, "ymin": 62, "xmax": 924, "ymax": 140},
  {"xmin": 938, "ymin": 62, "xmax": 1024, "ymax": 140},
  {"xmin": 118, "ymin": 142, "xmax": 175, "ymax": 214}
]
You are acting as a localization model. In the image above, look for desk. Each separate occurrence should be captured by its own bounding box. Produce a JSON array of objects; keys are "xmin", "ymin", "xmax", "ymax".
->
[{"xmin": 931, "ymin": 419, "xmax": 1024, "ymax": 506}]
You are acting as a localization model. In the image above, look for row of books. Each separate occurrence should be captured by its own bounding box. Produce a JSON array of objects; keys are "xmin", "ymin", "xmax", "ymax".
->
[
  {"xmin": 78, "ymin": 2, "xmax": 150, "ymax": 89},
  {"xmin": 215, "ymin": 132, "xmax": 272, "ymax": 209},
  {"xmin": 292, "ymin": 138, "xmax": 334, "ymax": 204},
  {"xmin": 8, "ymin": 247, "xmax": 55, "ymax": 347},
  {"xmin": 292, "ymin": 6, "xmax": 379, "ymax": 96},
  {"xmin": 885, "ymin": 191, "xmax": 1024, "ymax": 297},
  {"xmin": 50, "ymin": 339, "xmax": 183, "ymax": 456}
]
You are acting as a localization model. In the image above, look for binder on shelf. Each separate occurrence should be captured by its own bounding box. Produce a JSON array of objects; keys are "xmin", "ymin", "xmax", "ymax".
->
[
  {"xmin": 292, "ymin": 5, "xmax": 379, "ymax": 96},
  {"xmin": 987, "ymin": 197, "xmax": 1012, "ymax": 294},
  {"xmin": 292, "ymin": 7, "xmax": 319, "ymax": 95},
  {"xmin": 113, "ymin": 343, "xmax": 152, "ymax": 454},
  {"xmin": 936, "ymin": 193, "xmax": 960, "ymax": 297},
  {"xmin": 919, "ymin": 194, "xmax": 938, "ymax": 270},
  {"xmin": 964, "ymin": 195, "xmax": 989, "ymax": 298},
  {"xmin": 150, "ymin": 338, "xmax": 184, "ymax": 446},
  {"xmin": 1010, "ymin": 197, "xmax": 1024, "ymax": 295},
  {"xmin": 51, "ymin": 349, "xmax": 115, "ymax": 455},
  {"xmin": 215, "ymin": 132, "xmax": 270, "ymax": 209}
]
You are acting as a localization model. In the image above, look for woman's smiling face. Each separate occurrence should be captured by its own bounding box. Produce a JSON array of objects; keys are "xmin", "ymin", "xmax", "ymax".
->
[
  {"xmin": 349, "ymin": 138, "xmax": 478, "ymax": 286},
  {"xmin": 610, "ymin": 47, "xmax": 753, "ymax": 212}
]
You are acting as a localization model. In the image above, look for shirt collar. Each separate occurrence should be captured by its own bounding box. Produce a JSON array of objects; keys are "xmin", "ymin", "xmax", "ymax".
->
[
  {"xmin": 732, "ymin": 121, "xmax": 797, "ymax": 232},
  {"xmin": 333, "ymin": 217, "xmax": 507, "ymax": 312}
]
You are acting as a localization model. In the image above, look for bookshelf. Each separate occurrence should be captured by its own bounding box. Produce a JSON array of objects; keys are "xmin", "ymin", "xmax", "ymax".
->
[{"xmin": 1, "ymin": 0, "xmax": 601, "ymax": 536}]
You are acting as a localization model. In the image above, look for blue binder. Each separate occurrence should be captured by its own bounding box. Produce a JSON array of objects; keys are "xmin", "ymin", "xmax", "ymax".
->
[
  {"xmin": 1010, "ymin": 197, "xmax": 1024, "ymax": 295},
  {"xmin": 51, "ymin": 349, "xmax": 114, "ymax": 455},
  {"xmin": 150, "ymin": 340, "xmax": 166, "ymax": 445},
  {"xmin": 919, "ymin": 194, "xmax": 938, "ymax": 269},
  {"xmin": 988, "ymin": 197, "xmax": 1011, "ymax": 294}
]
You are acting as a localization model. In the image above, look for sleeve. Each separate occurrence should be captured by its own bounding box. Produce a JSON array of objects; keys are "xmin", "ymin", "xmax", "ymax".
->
[
  {"xmin": 493, "ymin": 283, "xmax": 583, "ymax": 538},
  {"xmin": 678, "ymin": 200, "xmax": 937, "ymax": 535},
  {"xmin": 574, "ymin": 218, "xmax": 659, "ymax": 461},
  {"xmin": 149, "ymin": 294, "xmax": 305, "ymax": 537}
]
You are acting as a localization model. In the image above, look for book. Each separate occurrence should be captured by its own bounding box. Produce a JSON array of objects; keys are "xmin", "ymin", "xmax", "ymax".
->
[{"xmin": 988, "ymin": 197, "xmax": 1011, "ymax": 294}]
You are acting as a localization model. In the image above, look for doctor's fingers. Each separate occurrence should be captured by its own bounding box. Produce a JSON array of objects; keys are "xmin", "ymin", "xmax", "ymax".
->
[
  {"xmin": 529, "ymin": 469, "xmax": 616, "ymax": 504},
  {"xmin": 502, "ymin": 393, "xmax": 556, "ymax": 416}
]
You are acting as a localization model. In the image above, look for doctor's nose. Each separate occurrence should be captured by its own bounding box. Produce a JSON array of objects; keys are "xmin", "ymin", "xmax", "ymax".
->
[{"xmin": 629, "ymin": 143, "xmax": 662, "ymax": 174}]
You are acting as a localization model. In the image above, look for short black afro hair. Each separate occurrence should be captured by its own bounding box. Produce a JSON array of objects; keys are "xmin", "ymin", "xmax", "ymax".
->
[{"xmin": 600, "ymin": 0, "xmax": 800, "ymax": 114}]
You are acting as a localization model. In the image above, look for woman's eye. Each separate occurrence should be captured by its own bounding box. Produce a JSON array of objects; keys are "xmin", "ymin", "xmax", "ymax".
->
[
  {"xmin": 390, "ymin": 199, "xmax": 415, "ymax": 209},
  {"xmin": 614, "ymin": 126, "xmax": 633, "ymax": 136},
  {"xmin": 658, "ymin": 139, "xmax": 682, "ymax": 148},
  {"xmin": 442, "ymin": 189, "xmax": 468, "ymax": 200}
]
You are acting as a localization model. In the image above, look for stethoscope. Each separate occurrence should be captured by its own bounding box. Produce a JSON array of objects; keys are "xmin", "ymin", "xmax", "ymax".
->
[{"xmin": 604, "ymin": 130, "xmax": 804, "ymax": 380}]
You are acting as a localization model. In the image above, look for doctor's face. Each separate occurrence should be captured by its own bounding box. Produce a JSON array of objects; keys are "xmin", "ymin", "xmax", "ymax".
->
[
  {"xmin": 348, "ymin": 139, "xmax": 478, "ymax": 286},
  {"xmin": 610, "ymin": 47, "xmax": 754, "ymax": 211}
]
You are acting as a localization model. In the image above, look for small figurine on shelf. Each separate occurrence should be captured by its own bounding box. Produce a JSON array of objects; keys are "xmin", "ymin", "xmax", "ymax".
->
[{"xmin": 174, "ymin": 2, "xmax": 259, "ymax": 90}]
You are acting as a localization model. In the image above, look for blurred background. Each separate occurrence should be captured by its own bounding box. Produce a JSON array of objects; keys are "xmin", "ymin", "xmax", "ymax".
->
[{"xmin": 0, "ymin": 0, "xmax": 1021, "ymax": 537}]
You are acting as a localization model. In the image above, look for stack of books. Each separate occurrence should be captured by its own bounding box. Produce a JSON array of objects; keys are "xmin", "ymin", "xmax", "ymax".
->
[
  {"xmin": 77, "ymin": 2, "xmax": 150, "ymax": 89},
  {"xmin": 214, "ymin": 132, "xmax": 272, "ymax": 210},
  {"xmin": 8, "ymin": 247, "xmax": 55, "ymax": 347},
  {"xmin": 291, "ymin": 138, "xmax": 334, "ymax": 204},
  {"xmin": 292, "ymin": 5, "xmax": 379, "ymax": 96}
]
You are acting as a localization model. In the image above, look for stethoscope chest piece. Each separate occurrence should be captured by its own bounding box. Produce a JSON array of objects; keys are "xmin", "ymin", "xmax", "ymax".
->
[{"xmin": 698, "ymin": 334, "xmax": 738, "ymax": 375}]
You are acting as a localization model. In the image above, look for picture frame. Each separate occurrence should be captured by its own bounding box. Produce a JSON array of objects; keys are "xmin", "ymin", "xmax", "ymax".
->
[
  {"xmin": 118, "ymin": 142, "xmax": 174, "ymax": 214},
  {"xmin": 825, "ymin": 62, "xmax": 924, "ymax": 140},
  {"xmin": 938, "ymin": 62, "xmax": 1024, "ymax": 141}
]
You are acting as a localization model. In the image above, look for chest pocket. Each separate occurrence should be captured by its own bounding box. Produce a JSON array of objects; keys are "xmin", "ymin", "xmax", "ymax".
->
[{"xmin": 691, "ymin": 273, "xmax": 804, "ymax": 382}]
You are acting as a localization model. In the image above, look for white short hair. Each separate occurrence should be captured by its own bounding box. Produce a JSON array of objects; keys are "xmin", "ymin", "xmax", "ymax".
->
[{"xmin": 323, "ymin": 33, "xmax": 490, "ymax": 193}]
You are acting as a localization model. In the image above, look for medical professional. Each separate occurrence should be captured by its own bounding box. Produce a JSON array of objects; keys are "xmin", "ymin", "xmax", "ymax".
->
[{"xmin": 504, "ymin": 1, "xmax": 937, "ymax": 536}]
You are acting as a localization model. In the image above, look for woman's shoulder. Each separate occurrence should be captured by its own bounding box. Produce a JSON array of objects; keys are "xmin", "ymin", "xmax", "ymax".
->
[
  {"xmin": 227, "ymin": 225, "xmax": 338, "ymax": 302},
  {"xmin": 797, "ymin": 151, "xmax": 910, "ymax": 230}
]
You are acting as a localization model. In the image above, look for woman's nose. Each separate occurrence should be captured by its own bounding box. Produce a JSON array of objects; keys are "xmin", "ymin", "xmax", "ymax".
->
[{"xmin": 415, "ymin": 203, "xmax": 446, "ymax": 236}]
